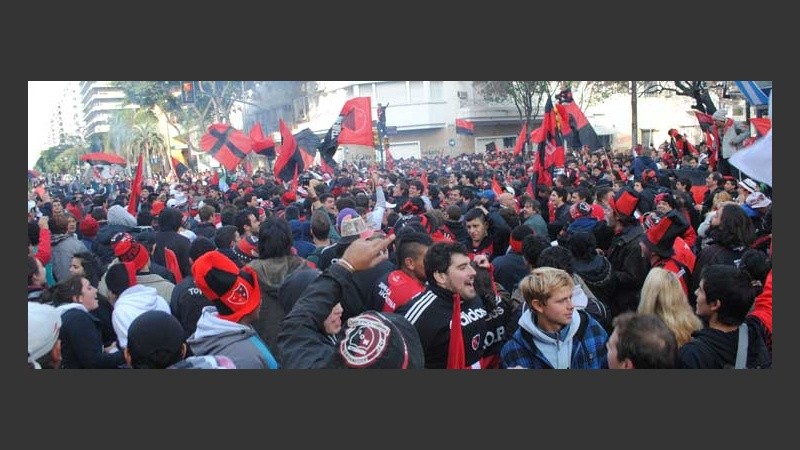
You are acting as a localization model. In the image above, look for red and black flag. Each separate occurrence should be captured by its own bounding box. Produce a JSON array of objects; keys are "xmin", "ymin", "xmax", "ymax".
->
[
  {"xmin": 199, "ymin": 123, "xmax": 253, "ymax": 171},
  {"xmin": 273, "ymin": 120, "xmax": 308, "ymax": 183},
  {"xmin": 555, "ymin": 87, "xmax": 602, "ymax": 151},
  {"xmin": 513, "ymin": 123, "xmax": 528, "ymax": 156},
  {"xmin": 170, "ymin": 150, "xmax": 190, "ymax": 179},
  {"xmin": 319, "ymin": 96, "xmax": 373, "ymax": 169},
  {"xmin": 249, "ymin": 122, "xmax": 275, "ymax": 158},
  {"xmin": 532, "ymin": 96, "xmax": 564, "ymax": 187},
  {"xmin": 456, "ymin": 118, "xmax": 475, "ymax": 135},
  {"xmin": 294, "ymin": 128, "xmax": 322, "ymax": 170},
  {"xmin": 694, "ymin": 111, "xmax": 715, "ymax": 133}
]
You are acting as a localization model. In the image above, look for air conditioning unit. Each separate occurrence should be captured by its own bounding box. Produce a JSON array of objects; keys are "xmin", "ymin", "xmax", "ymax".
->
[{"xmin": 457, "ymin": 91, "xmax": 468, "ymax": 100}]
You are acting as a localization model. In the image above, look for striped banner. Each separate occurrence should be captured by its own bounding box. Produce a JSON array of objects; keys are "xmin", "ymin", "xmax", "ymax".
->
[{"xmin": 735, "ymin": 81, "xmax": 769, "ymax": 106}]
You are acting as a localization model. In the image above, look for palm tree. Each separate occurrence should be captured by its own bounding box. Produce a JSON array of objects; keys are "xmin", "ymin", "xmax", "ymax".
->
[{"xmin": 130, "ymin": 115, "xmax": 167, "ymax": 179}]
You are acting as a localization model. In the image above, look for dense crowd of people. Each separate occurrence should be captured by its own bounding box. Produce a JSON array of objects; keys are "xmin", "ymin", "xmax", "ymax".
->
[{"xmin": 27, "ymin": 117, "xmax": 773, "ymax": 369}]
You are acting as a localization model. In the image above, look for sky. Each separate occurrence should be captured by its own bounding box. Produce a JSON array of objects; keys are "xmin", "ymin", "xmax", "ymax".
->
[{"xmin": 28, "ymin": 81, "xmax": 69, "ymax": 168}]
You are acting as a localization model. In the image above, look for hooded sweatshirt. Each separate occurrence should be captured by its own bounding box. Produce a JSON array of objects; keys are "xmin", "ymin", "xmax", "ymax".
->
[
  {"xmin": 247, "ymin": 255, "xmax": 310, "ymax": 359},
  {"xmin": 677, "ymin": 317, "xmax": 771, "ymax": 369},
  {"xmin": 111, "ymin": 285, "xmax": 171, "ymax": 348},
  {"xmin": 187, "ymin": 306, "xmax": 279, "ymax": 369},
  {"xmin": 518, "ymin": 309, "xmax": 580, "ymax": 369}
]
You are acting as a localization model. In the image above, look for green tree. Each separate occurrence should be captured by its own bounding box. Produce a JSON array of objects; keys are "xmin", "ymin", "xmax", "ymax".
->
[
  {"xmin": 36, "ymin": 143, "xmax": 84, "ymax": 175},
  {"xmin": 473, "ymin": 81, "xmax": 553, "ymax": 157},
  {"xmin": 130, "ymin": 114, "xmax": 167, "ymax": 178}
]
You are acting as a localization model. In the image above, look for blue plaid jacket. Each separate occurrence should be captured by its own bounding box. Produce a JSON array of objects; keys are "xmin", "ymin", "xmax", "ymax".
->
[{"xmin": 500, "ymin": 310, "xmax": 608, "ymax": 369}]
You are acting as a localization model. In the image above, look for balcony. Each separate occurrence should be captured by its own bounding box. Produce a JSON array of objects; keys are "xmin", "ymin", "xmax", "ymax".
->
[{"xmin": 456, "ymin": 99, "xmax": 531, "ymax": 125}]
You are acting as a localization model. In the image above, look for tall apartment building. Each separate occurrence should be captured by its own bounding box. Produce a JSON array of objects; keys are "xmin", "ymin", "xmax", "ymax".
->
[
  {"xmin": 78, "ymin": 81, "xmax": 136, "ymax": 150},
  {"xmin": 44, "ymin": 81, "xmax": 83, "ymax": 148}
]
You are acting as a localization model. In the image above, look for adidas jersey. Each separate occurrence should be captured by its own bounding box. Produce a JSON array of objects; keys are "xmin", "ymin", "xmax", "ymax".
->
[{"xmin": 397, "ymin": 287, "xmax": 489, "ymax": 369}]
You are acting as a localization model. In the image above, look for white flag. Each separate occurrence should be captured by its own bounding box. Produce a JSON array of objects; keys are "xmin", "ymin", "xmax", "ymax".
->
[{"xmin": 730, "ymin": 129, "xmax": 772, "ymax": 187}]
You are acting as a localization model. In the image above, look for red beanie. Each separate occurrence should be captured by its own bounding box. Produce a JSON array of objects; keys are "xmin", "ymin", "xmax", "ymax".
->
[
  {"xmin": 79, "ymin": 216, "xmax": 99, "ymax": 238},
  {"xmin": 110, "ymin": 232, "xmax": 149, "ymax": 272}
]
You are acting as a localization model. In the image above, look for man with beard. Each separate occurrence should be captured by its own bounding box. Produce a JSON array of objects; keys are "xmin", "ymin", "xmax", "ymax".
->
[{"xmin": 397, "ymin": 242, "xmax": 494, "ymax": 369}]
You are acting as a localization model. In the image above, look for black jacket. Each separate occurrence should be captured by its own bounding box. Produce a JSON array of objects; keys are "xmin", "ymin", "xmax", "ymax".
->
[
  {"xmin": 170, "ymin": 275, "xmax": 213, "ymax": 339},
  {"xmin": 491, "ymin": 252, "xmax": 529, "ymax": 294},
  {"xmin": 444, "ymin": 219, "xmax": 470, "ymax": 246},
  {"xmin": 396, "ymin": 285, "xmax": 489, "ymax": 369},
  {"xmin": 59, "ymin": 307, "xmax": 126, "ymax": 369},
  {"xmin": 606, "ymin": 225, "xmax": 649, "ymax": 317},
  {"xmin": 193, "ymin": 222, "xmax": 217, "ymax": 240},
  {"xmin": 277, "ymin": 264, "xmax": 366, "ymax": 369},
  {"xmin": 678, "ymin": 317, "xmax": 771, "ymax": 369},
  {"xmin": 572, "ymin": 254, "xmax": 615, "ymax": 311},
  {"xmin": 93, "ymin": 223, "xmax": 134, "ymax": 267},
  {"xmin": 153, "ymin": 231, "xmax": 192, "ymax": 278}
]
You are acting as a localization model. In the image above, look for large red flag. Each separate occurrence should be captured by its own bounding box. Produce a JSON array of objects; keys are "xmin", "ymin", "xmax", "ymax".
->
[
  {"xmin": 249, "ymin": 122, "xmax": 275, "ymax": 158},
  {"xmin": 513, "ymin": 123, "xmax": 528, "ymax": 156},
  {"xmin": 199, "ymin": 123, "xmax": 253, "ymax": 171},
  {"xmin": 318, "ymin": 97, "xmax": 373, "ymax": 169},
  {"xmin": 127, "ymin": 153, "xmax": 144, "ymax": 216}
]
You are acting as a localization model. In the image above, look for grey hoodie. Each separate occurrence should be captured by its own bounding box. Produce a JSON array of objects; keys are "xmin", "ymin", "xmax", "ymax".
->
[
  {"xmin": 187, "ymin": 306, "xmax": 278, "ymax": 369},
  {"xmin": 518, "ymin": 309, "xmax": 581, "ymax": 369}
]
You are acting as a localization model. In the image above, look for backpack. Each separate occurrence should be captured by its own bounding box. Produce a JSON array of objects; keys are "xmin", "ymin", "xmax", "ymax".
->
[{"xmin": 574, "ymin": 274, "xmax": 611, "ymax": 331}]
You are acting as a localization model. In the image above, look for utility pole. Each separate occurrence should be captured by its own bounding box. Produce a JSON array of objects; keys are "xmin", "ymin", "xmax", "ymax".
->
[{"xmin": 631, "ymin": 81, "xmax": 638, "ymax": 147}]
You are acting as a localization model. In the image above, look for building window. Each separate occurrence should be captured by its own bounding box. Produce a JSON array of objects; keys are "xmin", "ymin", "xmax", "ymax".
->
[
  {"xmin": 503, "ymin": 137, "xmax": 515, "ymax": 149},
  {"xmin": 376, "ymin": 81, "xmax": 407, "ymax": 105},
  {"xmin": 430, "ymin": 81, "xmax": 444, "ymax": 101},
  {"xmin": 640, "ymin": 129, "xmax": 657, "ymax": 147},
  {"xmin": 358, "ymin": 83, "xmax": 374, "ymax": 98},
  {"xmin": 409, "ymin": 81, "xmax": 424, "ymax": 103}
]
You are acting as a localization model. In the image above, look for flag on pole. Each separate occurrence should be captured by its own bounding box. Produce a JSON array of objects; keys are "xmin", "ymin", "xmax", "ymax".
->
[
  {"xmin": 533, "ymin": 97, "xmax": 563, "ymax": 187},
  {"xmin": 318, "ymin": 96, "xmax": 373, "ymax": 169},
  {"xmin": 127, "ymin": 153, "xmax": 144, "ymax": 216},
  {"xmin": 555, "ymin": 87, "xmax": 602, "ymax": 151},
  {"xmin": 199, "ymin": 124, "xmax": 252, "ymax": 171}
]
